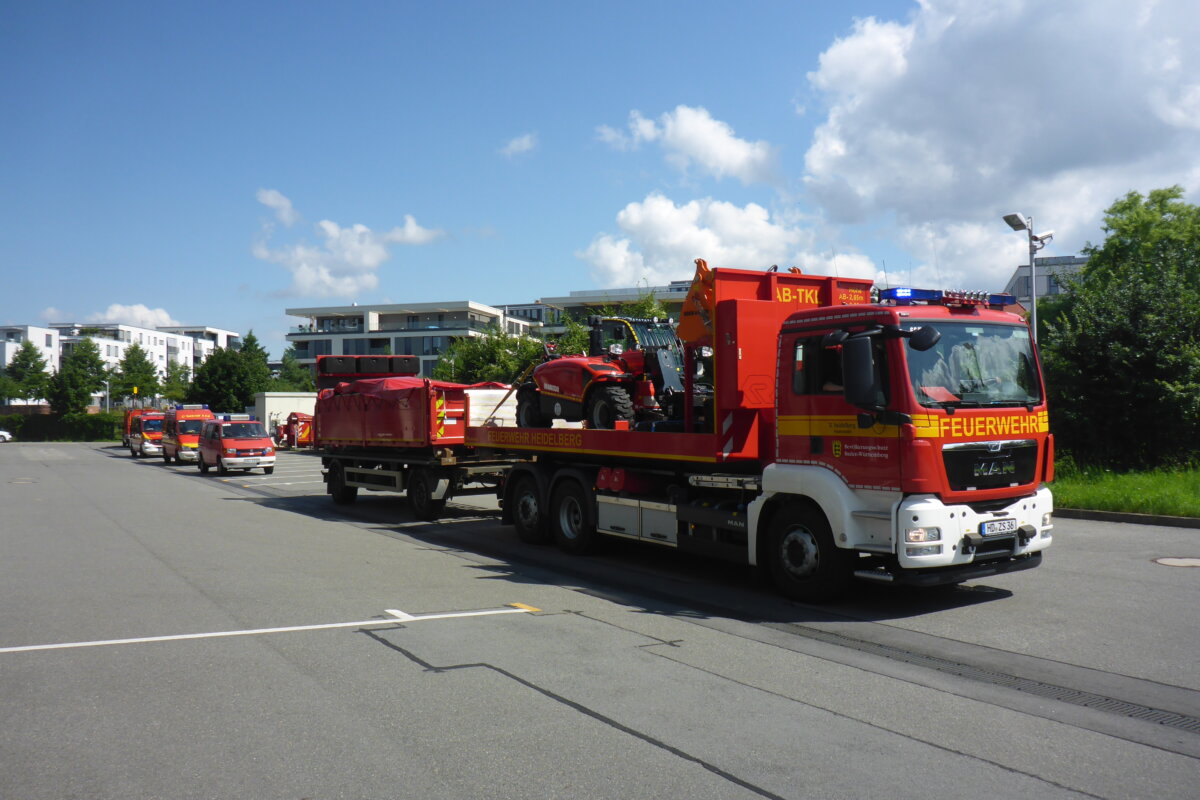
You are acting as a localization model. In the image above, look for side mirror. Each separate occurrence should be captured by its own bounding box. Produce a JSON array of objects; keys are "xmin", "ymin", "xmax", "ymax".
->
[
  {"xmin": 842, "ymin": 336, "xmax": 882, "ymax": 410},
  {"xmin": 908, "ymin": 325, "xmax": 941, "ymax": 352}
]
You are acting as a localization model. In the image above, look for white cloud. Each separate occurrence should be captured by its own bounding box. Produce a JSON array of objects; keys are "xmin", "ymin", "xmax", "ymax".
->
[
  {"xmin": 39, "ymin": 307, "xmax": 64, "ymax": 322},
  {"xmin": 257, "ymin": 188, "xmax": 299, "ymax": 227},
  {"xmin": 599, "ymin": 106, "xmax": 777, "ymax": 184},
  {"xmin": 253, "ymin": 195, "xmax": 445, "ymax": 298},
  {"xmin": 578, "ymin": 192, "xmax": 874, "ymax": 288},
  {"xmin": 87, "ymin": 304, "xmax": 181, "ymax": 329},
  {"xmin": 802, "ymin": 0, "xmax": 1200, "ymax": 289},
  {"xmin": 500, "ymin": 132, "xmax": 538, "ymax": 157}
]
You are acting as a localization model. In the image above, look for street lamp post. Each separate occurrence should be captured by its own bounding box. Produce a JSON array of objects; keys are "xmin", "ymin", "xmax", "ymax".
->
[{"xmin": 1003, "ymin": 213, "xmax": 1054, "ymax": 341}]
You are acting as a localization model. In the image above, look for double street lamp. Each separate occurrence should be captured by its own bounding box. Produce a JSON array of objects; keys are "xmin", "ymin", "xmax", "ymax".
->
[{"xmin": 1003, "ymin": 213, "xmax": 1054, "ymax": 341}]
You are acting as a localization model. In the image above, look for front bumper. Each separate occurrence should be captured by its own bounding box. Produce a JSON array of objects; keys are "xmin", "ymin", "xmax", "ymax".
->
[
  {"xmin": 176, "ymin": 447, "xmax": 199, "ymax": 462},
  {"xmin": 139, "ymin": 441, "xmax": 163, "ymax": 455},
  {"xmin": 222, "ymin": 456, "xmax": 276, "ymax": 469},
  {"xmin": 893, "ymin": 487, "xmax": 1053, "ymax": 570}
]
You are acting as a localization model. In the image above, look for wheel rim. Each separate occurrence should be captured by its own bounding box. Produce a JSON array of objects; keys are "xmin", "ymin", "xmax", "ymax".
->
[
  {"xmin": 515, "ymin": 488, "xmax": 539, "ymax": 530},
  {"xmin": 779, "ymin": 525, "xmax": 820, "ymax": 579},
  {"xmin": 558, "ymin": 495, "xmax": 583, "ymax": 540}
]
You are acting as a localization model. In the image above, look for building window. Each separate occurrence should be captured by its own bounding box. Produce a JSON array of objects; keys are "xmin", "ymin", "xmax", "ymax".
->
[{"xmin": 45, "ymin": 334, "xmax": 52, "ymax": 347}]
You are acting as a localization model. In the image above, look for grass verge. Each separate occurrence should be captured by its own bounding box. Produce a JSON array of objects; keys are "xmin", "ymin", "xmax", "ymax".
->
[{"xmin": 1052, "ymin": 465, "xmax": 1200, "ymax": 518}]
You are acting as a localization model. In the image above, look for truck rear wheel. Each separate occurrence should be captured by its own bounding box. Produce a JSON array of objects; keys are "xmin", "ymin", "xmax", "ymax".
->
[
  {"xmin": 764, "ymin": 502, "xmax": 852, "ymax": 601},
  {"xmin": 585, "ymin": 385, "xmax": 634, "ymax": 430},
  {"xmin": 407, "ymin": 468, "xmax": 447, "ymax": 520},
  {"xmin": 551, "ymin": 479, "xmax": 597, "ymax": 554},
  {"xmin": 511, "ymin": 475, "xmax": 550, "ymax": 544},
  {"xmin": 516, "ymin": 387, "xmax": 549, "ymax": 428},
  {"xmin": 328, "ymin": 462, "xmax": 358, "ymax": 505}
]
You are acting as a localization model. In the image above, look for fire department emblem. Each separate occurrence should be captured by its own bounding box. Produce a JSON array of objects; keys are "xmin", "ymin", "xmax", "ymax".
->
[{"xmin": 832, "ymin": 440, "xmax": 843, "ymax": 458}]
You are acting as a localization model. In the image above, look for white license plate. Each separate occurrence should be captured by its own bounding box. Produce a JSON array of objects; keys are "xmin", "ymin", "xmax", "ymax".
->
[{"xmin": 981, "ymin": 518, "xmax": 1018, "ymax": 536}]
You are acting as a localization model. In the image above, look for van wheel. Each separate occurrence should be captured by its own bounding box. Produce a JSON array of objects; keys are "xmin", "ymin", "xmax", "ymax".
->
[
  {"xmin": 328, "ymin": 463, "xmax": 358, "ymax": 505},
  {"xmin": 408, "ymin": 468, "xmax": 447, "ymax": 521},
  {"xmin": 217, "ymin": 459, "xmax": 229, "ymax": 475},
  {"xmin": 763, "ymin": 502, "xmax": 852, "ymax": 602},
  {"xmin": 551, "ymin": 479, "xmax": 597, "ymax": 554},
  {"xmin": 511, "ymin": 475, "xmax": 550, "ymax": 544},
  {"xmin": 263, "ymin": 466, "xmax": 274, "ymax": 475},
  {"xmin": 130, "ymin": 446, "xmax": 139, "ymax": 458},
  {"xmin": 199, "ymin": 457, "xmax": 209, "ymax": 474},
  {"xmin": 585, "ymin": 386, "xmax": 634, "ymax": 430}
]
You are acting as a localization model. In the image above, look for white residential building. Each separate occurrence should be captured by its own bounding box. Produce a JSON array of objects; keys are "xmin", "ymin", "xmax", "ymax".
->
[
  {"xmin": 285, "ymin": 301, "xmax": 535, "ymax": 377},
  {"xmin": 1, "ymin": 325, "xmax": 61, "ymax": 373}
]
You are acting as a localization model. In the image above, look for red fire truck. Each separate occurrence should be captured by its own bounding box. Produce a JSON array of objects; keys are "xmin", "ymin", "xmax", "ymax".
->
[{"xmin": 468, "ymin": 261, "xmax": 1053, "ymax": 600}]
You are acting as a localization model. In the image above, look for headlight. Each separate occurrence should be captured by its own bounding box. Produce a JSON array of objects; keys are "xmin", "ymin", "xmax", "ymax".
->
[
  {"xmin": 906, "ymin": 544, "xmax": 943, "ymax": 556},
  {"xmin": 1042, "ymin": 512, "xmax": 1053, "ymax": 527},
  {"xmin": 225, "ymin": 448, "xmax": 237, "ymax": 455},
  {"xmin": 266, "ymin": 448, "xmax": 275, "ymax": 455},
  {"xmin": 904, "ymin": 526, "xmax": 941, "ymax": 543}
]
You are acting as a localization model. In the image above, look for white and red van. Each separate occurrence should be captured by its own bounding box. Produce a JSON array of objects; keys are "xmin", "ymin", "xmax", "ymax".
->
[
  {"xmin": 128, "ymin": 412, "xmax": 165, "ymax": 458},
  {"xmin": 161, "ymin": 405, "xmax": 215, "ymax": 464},
  {"xmin": 197, "ymin": 414, "xmax": 276, "ymax": 475}
]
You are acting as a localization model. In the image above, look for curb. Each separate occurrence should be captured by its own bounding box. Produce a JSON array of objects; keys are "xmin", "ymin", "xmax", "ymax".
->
[{"xmin": 1056, "ymin": 508, "xmax": 1200, "ymax": 530}]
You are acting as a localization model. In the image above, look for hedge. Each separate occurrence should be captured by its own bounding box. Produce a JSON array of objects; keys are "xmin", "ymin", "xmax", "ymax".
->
[{"xmin": 0, "ymin": 412, "xmax": 122, "ymax": 442}]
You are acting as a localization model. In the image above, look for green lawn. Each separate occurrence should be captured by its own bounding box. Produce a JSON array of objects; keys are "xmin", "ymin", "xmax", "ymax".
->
[{"xmin": 1052, "ymin": 466, "xmax": 1200, "ymax": 518}]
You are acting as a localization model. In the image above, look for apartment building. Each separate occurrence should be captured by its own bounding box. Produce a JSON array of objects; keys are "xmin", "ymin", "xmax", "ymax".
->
[
  {"xmin": 1, "ymin": 325, "xmax": 61, "ymax": 373},
  {"xmin": 285, "ymin": 301, "xmax": 534, "ymax": 377}
]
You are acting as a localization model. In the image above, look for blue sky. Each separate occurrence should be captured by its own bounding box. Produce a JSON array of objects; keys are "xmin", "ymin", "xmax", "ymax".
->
[{"xmin": 3, "ymin": 0, "xmax": 1198, "ymax": 356}]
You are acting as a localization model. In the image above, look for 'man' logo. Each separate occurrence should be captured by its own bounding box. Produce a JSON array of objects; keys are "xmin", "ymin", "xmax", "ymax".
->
[{"xmin": 974, "ymin": 460, "xmax": 1015, "ymax": 477}]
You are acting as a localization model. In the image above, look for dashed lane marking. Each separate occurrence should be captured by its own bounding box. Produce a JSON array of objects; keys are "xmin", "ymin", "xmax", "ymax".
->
[{"xmin": 0, "ymin": 605, "xmax": 535, "ymax": 654}]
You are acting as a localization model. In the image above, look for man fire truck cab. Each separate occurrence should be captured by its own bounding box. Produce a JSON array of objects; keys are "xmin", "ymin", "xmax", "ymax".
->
[
  {"xmin": 197, "ymin": 414, "xmax": 276, "ymax": 475},
  {"xmin": 161, "ymin": 404, "xmax": 215, "ymax": 463},
  {"xmin": 480, "ymin": 260, "xmax": 1054, "ymax": 600},
  {"xmin": 128, "ymin": 412, "xmax": 165, "ymax": 458}
]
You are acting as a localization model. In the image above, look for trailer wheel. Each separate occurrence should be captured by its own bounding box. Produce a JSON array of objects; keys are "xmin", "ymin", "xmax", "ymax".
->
[
  {"xmin": 551, "ymin": 479, "xmax": 597, "ymax": 554},
  {"xmin": 516, "ymin": 387, "xmax": 549, "ymax": 428},
  {"xmin": 511, "ymin": 475, "xmax": 550, "ymax": 544},
  {"xmin": 408, "ymin": 468, "xmax": 447, "ymax": 521},
  {"xmin": 585, "ymin": 385, "xmax": 634, "ymax": 430},
  {"xmin": 328, "ymin": 462, "xmax": 358, "ymax": 505},
  {"xmin": 764, "ymin": 502, "xmax": 852, "ymax": 602}
]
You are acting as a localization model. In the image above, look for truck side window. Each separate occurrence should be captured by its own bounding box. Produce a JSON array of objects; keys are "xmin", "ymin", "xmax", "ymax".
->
[{"xmin": 791, "ymin": 336, "xmax": 842, "ymax": 395}]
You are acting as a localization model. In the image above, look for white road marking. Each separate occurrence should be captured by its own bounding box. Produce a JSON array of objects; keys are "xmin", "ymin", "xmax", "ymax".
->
[{"xmin": 0, "ymin": 606, "xmax": 533, "ymax": 654}]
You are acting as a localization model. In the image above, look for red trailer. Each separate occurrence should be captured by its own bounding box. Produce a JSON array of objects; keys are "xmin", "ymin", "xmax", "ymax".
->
[{"xmin": 314, "ymin": 370, "xmax": 522, "ymax": 519}]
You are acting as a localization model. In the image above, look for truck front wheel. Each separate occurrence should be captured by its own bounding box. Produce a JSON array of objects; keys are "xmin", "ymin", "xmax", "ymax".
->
[
  {"xmin": 551, "ymin": 479, "xmax": 597, "ymax": 554},
  {"xmin": 764, "ymin": 502, "xmax": 852, "ymax": 602},
  {"xmin": 585, "ymin": 385, "xmax": 634, "ymax": 430},
  {"xmin": 407, "ymin": 468, "xmax": 447, "ymax": 521},
  {"xmin": 511, "ymin": 475, "xmax": 550, "ymax": 544}
]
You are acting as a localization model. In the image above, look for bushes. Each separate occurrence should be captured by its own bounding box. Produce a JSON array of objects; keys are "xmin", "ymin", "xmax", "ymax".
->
[{"xmin": 0, "ymin": 411, "xmax": 121, "ymax": 442}]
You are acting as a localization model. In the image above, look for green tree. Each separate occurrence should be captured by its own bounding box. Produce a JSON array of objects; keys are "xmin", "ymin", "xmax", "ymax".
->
[
  {"xmin": 112, "ymin": 342, "xmax": 161, "ymax": 401},
  {"xmin": 4, "ymin": 339, "xmax": 51, "ymax": 401},
  {"xmin": 271, "ymin": 345, "xmax": 315, "ymax": 391},
  {"xmin": 432, "ymin": 326, "xmax": 546, "ymax": 384},
  {"xmin": 239, "ymin": 331, "xmax": 273, "ymax": 397},
  {"xmin": 162, "ymin": 360, "xmax": 192, "ymax": 404},
  {"xmin": 0, "ymin": 374, "xmax": 21, "ymax": 404},
  {"xmin": 46, "ymin": 337, "xmax": 107, "ymax": 414},
  {"xmin": 188, "ymin": 347, "xmax": 252, "ymax": 412},
  {"xmin": 1042, "ymin": 188, "xmax": 1200, "ymax": 468}
]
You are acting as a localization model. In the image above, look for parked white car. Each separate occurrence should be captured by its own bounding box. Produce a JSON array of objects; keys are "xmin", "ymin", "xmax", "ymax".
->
[{"xmin": 0, "ymin": 429, "xmax": 12, "ymax": 442}]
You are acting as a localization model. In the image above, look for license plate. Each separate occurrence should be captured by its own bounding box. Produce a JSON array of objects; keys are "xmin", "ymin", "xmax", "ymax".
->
[{"xmin": 981, "ymin": 518, "xmax": 1018, "ymax": 536}]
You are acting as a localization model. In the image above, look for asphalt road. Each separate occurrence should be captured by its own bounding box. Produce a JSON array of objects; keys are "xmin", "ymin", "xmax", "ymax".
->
[{"xmin": 1, "ymin": 442, "xmax": 1197, "ymax": 799}]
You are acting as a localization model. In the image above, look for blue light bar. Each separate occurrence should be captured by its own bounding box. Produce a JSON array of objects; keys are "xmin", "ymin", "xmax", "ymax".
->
[{"xmin": 880, "ymin": 287, "xmax": 1016, "ymax": 308}]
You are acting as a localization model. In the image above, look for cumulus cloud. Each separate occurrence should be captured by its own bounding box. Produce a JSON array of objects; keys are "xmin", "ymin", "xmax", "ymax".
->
[
  {"xmin": 598, "ymin": 105, "xmax": 777, "ymax": 184},
  {"xmin": 39, "ymin": 307, "xmax": 64, "ymax": 322},
  {"xmin": 802, "ymin": 0, "xmax": 1200, "ymax": 287},
  {"xmin": 257, "ymin": 188, "xmax": 299, "ymax": 227},
  {"xmin": 253, "ymin": 192, "xmax": 445, "ymax": 297},
  {"xmin": 87, "ymin": 304, "xmax": 181, "ymax": 329},
  {"xmin": 578, "ymin": 192, "xmax": 873, "ymax": 287},
  {"xmin": 500, "ymin": 132, "xmax": 538, "ymax": 157}
]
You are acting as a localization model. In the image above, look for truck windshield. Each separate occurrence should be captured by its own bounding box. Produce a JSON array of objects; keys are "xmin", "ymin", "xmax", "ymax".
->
[
  {"xmin": 222, "ymin": 423, "xmax": 268, "ymax": 438},
  {"xmin": 141, "ymin": 419, "xmax": 164, "ymax": 432},
  {"xmin": 178, "ymin": 420, "xmax": 204, "ymax": 435},
  {"xmin": 905, "ymin": 322, "xmax": 1041, "ymax": 408}
]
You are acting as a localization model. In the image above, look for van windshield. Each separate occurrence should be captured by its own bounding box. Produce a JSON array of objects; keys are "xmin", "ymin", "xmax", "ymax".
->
[
  {"xmin": 179, "ymin": 420, "xmax": 205, "ymax": 435},
  {"xmin": 141, "ymin": 419, "xmax": 164, "ymax": 432},
  {"xmin": 222, "ymin": 423, "xmax": 268, "ymax": 438}
]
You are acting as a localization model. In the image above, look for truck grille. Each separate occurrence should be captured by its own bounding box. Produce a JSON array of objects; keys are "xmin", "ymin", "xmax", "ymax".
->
[
  {"xmin": 236, "ymin": 448, "xmax": 269, "ymax": 457},
  {"xmin": 942, "ymin": 439, "xmax": 1038, "ymax": 491}
]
